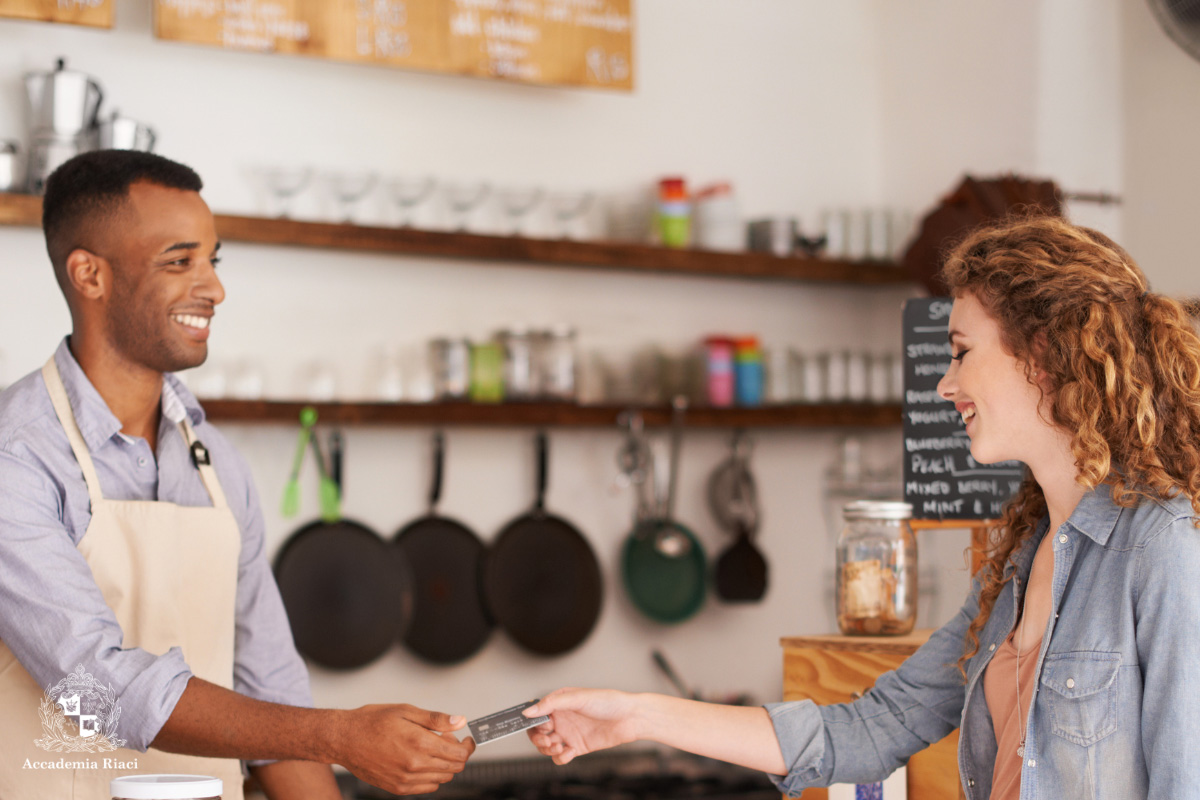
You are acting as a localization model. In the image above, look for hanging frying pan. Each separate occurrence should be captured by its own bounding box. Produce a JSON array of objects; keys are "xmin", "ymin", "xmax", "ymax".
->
[
  {"xmin": 710, "ymin": 431, "xmax": 769, "ymax": 602},
  {"xmin": 483, "ymin": 432, "xmax": 603, "ymax": 657},
  {"xmin": 274, "ymin": 429, "xmax": 412, "ymax": 670},
  {"xmin": 621, "ymin": 397, "xmax": 707, "ymax": 624},
  {"xmin": 392, "ymin": 432, "xmax": 493, "ymax": 664}
]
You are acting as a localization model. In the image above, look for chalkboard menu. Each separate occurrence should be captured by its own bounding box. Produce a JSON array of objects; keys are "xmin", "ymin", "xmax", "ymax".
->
[
  {"xmin": 0, "ymin": 0, "xmax": 113, "ymax": 27},
  {"xmin": 902, "ymin": 298, "xmax": 1024, "ymax": 520},
  {"xmin": 154, "ymin": 0, "xmax": 634, "ymax": 91}
]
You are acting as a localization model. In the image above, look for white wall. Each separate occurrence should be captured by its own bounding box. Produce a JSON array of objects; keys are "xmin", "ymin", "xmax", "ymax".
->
[
  {"xmin": 1121, "ymin": 0, "xmax": 1200, "ymax": 295},
  {"xmin": 0, "ymin": 0, "xmax": 1169, "ymax": 763}
]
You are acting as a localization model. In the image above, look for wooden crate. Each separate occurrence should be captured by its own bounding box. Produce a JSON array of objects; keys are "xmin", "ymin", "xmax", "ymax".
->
[{"xmin": 780, "ymin": 630, "xmax": 961, "ymax": 799}]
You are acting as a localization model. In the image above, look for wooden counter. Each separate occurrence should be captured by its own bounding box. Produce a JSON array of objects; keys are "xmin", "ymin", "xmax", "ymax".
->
[{"xmin": 781, "ymin": 630, "xmax": 960, "ymax": 799}]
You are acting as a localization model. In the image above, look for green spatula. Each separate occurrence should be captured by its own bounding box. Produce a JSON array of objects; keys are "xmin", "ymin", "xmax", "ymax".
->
[
  {"xmin": 280, "ymin": 406, "xmax": 318, "ymax": 517},
  {"xmin": 309, "ymin": 428, "xmax": 342, "ymax": 523}
]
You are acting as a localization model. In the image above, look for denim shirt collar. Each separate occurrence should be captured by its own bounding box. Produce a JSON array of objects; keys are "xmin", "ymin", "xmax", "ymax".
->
[
  {"xmin": 1003, "ymin": 483, "xmax": 1123, "ymax": 580},
  {"xmin": 1062, "ymin": 483, "xmax": 1125, "ymax": 546},
  {"xmin": 52, "ymin": 337, "xmax": 207, "ymax": 452}
]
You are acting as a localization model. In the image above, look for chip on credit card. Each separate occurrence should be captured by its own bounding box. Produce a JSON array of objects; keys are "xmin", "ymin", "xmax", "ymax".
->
[{"xmin": 468, "ymin": 699, "xmax": 549, "ymax": 745}]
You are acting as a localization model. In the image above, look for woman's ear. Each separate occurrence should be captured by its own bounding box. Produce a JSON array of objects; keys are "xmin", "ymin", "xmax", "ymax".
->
[{"xmin": 1030, "ymin": 331, "xmax": 1051, "ymax": 384}]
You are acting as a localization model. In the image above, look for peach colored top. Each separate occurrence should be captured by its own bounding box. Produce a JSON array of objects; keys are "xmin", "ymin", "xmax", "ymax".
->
[
  {"xmin": 983, "ymin": 628, "xmax": 1043, "ymax": 799},
  {"xmin": 983, "ymin": 532, "xmax": 1056, "ymax": 800}
]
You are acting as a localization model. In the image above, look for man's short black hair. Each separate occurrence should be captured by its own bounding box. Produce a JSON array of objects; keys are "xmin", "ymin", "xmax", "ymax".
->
[{"xmin": 42, "ymin": 149, "xmax": 203, "ymax": 279}]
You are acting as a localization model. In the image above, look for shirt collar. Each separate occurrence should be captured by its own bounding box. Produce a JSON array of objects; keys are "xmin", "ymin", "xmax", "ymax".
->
[
  {"xmin": 1061, "ymin": 482, "xmax": 1124, "ymax": 546},
  {"xmin": 1004, "ymin": 482, "xmax": 1124, "ymax": 579},
  {"xmin": 52, "ymin": 338, "xmax": 207, "ymax": 451}
]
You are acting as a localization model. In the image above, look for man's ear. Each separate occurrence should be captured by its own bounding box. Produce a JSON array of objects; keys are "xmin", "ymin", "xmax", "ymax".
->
[{"xmin": 64, "ymin": 249, "xmax": 109, "ymax": 302}]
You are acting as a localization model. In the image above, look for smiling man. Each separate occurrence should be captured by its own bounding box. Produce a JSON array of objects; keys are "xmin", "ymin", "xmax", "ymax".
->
[{"xmin": 0, "ymin": 151, "xmax": 474, "ymax": 800}]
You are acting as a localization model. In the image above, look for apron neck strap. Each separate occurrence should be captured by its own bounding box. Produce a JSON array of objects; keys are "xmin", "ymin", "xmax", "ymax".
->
[
  {"xmin": 42, "ymin": 357, "xmax": 230, "ymax": 511},
  {"xmin": 42, "ymin": 357, "xmax": 105, "ymax": 507},
  {"xmin": 177, "ymin": 417, "xmax": 229, "ymax": 510}
]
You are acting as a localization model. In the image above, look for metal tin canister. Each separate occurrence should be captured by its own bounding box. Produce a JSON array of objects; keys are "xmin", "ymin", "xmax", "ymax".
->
[
  {"xmin": 498, "ymin": 327, "xmax": 535, "ymax": 400},
  {"xmin": 111, "ymin": 774, "xmax": 222, "ymax": 799},
  {"xmin": 538, "ymin": 325, "xmax": 577, "ymax": 400},
  {"xmin": 429, "ymin": 338, "xmax": 470, "ymax": 399}
]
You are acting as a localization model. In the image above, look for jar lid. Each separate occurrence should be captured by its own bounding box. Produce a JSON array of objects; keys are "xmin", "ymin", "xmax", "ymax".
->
[
  {"xmin": 842, "ymin": 500, "xmax": 912, "ymax": 521},
  {"xmin": 111, "ymin": 774, "xmax": 222, "ymax": 799}
]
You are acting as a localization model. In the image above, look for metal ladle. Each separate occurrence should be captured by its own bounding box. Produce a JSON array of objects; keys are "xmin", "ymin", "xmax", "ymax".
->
[{"xmin": 654, "ymin": 396, "xmax": 691, "ymax": 558}]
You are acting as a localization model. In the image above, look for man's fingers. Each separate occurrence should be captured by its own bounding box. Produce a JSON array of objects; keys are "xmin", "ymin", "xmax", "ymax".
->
[
  {"xmin": 406, "ymin": 750, "xmax": 472, "ymax": 774},
  {"xmin": 402, "ymin": 705, "xmax": 467, "ymax": 732},
  {"xmin": 390, "ymin": 780, "xmax": 447, "ymax": 796}
]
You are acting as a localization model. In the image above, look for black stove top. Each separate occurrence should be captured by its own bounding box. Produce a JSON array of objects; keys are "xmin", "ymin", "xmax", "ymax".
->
[{"xmin": 341, "ymin": 749, "xmax": 779, "ymax": 800}]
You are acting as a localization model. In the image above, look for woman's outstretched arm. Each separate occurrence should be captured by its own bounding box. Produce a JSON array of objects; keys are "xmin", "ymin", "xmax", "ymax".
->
[{"xmin": 524, "ymin": 689, "xmax": 787, "ymax": 775}]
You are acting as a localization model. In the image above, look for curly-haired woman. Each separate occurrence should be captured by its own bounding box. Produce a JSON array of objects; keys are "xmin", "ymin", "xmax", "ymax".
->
[{"xmin": 522, "ymin": 216, "xmax": 1200, "ymax": 799}]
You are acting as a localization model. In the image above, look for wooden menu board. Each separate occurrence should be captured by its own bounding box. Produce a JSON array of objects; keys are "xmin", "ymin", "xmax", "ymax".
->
[
  {"xmin": 901, "ymin": 298, "xmax": 1024, "ymax": 519},
  {"xmin": 154, "ymin": 0, "xmax": 634, "ymax": 91},
  {"xmin": 0, "ymin": 0, "xmax": 113, "ymax": 27}
]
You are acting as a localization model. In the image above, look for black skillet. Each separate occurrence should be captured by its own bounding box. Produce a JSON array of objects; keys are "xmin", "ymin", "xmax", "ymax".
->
[
  {"xmin": 392, "ymin": 432, "xmax": 493, "ymax": 664},
  {"xmin": 273, "ymin": 430, "xmax": 413, "ymax": 670},
  {"xmin": 483, "ymin": 432, "xmax": 603, "ymax": 656}
]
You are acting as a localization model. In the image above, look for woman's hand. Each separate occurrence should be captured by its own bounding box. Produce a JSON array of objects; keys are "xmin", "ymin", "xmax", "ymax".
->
[
  {"xmin": 524, "ymin": 688, "xmax": 642, "ymax": 765},
  {"xmin": 525, "ymin": 689, "xmax": 786, "ymax": 775}
]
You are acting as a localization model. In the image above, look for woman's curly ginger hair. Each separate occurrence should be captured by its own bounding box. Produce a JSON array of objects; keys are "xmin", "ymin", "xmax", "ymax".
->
[{"xmin": 942, "ymin": 215, "xmax": 1200, "ymax": 677}]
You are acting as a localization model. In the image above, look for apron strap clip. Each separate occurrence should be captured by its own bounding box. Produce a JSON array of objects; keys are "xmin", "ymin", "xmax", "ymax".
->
[{"xmin": 190, "ymin": 440, "xmax": 212, "ymax": 468}]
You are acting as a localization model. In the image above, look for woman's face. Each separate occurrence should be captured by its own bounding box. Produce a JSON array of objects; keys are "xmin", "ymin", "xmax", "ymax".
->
[{"xmin": 936, "ymin": 292, "xmax": 1051, "ymax": 466}]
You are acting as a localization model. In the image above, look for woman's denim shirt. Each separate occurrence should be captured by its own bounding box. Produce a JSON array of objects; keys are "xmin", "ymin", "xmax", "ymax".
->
[{"xmin": 768, "ymin": 485, "xmax": 1200, "ymax": 799}]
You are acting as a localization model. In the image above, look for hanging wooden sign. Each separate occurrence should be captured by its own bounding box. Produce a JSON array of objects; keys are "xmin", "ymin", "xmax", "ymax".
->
[
  {"xmin": 0, "ymin": 0, "xmax": 113, "ymax": 27},
  {"xmin": 153, "ymin": 0, "xmax": 634, "ymax": 91}
]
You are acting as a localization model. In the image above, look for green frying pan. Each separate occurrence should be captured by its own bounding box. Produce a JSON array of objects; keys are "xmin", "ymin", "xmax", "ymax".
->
[{"xmin": 621, "ymin": 397, "xmax": 707, "ymax": 624}]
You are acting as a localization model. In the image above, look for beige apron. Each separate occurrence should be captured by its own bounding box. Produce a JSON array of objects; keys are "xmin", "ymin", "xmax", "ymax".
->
[{"xmin": 0, "ymin": 358, "xmax": 245, "ymax": 800}]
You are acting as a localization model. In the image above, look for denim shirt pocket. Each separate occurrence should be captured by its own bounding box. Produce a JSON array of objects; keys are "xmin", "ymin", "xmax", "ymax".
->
[{"xmin": 1040, "ymin": 650, "xmax": 1121, "ymax": 746}]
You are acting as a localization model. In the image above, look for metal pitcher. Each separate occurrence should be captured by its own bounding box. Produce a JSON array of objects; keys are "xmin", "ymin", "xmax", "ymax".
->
[
  {"xmin": 0, "ymin": 141, "xmax": 20, "ymax": 193},
  {"xmin": 98, "ymin": 112, "xmax": 156, "ymax": 152},
  {"xmin": 24, "ymin": 58, "xmax": 104, "ymax": 136}
]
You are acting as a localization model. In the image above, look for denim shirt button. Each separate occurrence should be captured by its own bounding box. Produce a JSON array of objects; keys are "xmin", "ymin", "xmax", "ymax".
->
[
  {"xmin": 1059, "ymin": 534, "xmax": 1068, "ymax": 543},
  {"xmin": 989, "ymin": 644, "xmax": 996, "ymax": 651},
  {"xmin": 1028, "ymin": 759, "xmax": 1036, "ymax": 768},
  {"xmin": 1066, "ymin": 678, "xmax": 1075, "ymax": 688},
  {"xmin": 968, "ymin": 778, "xmax": 976, "ymax": 787}
]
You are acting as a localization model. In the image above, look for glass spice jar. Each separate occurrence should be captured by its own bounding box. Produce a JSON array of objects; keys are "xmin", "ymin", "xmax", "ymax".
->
[
  {"xmin": 497, "ymin": 327, "xmax": 535, "ymax": 400},
  {"xmin": 836, "ymin": 500, "xmax": 917, "ymax": 636},
  {"xmin": 538, "ymin": 324, "xmax": 578, "ymax": 400}
]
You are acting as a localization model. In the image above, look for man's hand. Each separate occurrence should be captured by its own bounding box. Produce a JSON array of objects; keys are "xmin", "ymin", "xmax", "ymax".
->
[
  {"xmin": 153, "ymin": 679, "xmax": 476, "ymax": 795},
  {"xmin": 335, "ymin": 704, "xmax": 476, "ymax": 795}
]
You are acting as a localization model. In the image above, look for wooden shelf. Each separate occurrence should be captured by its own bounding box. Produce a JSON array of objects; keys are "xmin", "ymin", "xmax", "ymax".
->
[
  {"xmin": 200, "ymin": 399, "xmax": 902, "ymax": 428},
  {"xmin": 0, "ymin": 191, "xmax": 913, "ymax": 285}
]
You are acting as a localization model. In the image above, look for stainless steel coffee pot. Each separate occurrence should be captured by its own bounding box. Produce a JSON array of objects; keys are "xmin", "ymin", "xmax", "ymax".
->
[
  {"xmin": 98, "ymin": 111, "xmax": 156, "ymax": 152},
  {"xmin": 24, "ymin": 58, "xmax": 104, "ymax": 136},
  {"xmin": 0, "ymin": 141, "xmax": 21, "ymax": 193}
]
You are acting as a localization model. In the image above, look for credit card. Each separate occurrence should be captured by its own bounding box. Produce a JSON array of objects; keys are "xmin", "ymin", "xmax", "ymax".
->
[{"xmin": 467, "ymin": 699, "xmax": 549, "ymax": 745}]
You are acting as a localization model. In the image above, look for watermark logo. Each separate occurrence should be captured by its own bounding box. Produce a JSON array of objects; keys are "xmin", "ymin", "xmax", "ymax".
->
[{"xmin": 34, "ymin": 664, "xmax": 127, "ymax": 753}]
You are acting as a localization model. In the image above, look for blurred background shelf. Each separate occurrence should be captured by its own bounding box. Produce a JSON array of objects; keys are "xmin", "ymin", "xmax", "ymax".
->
[
  {"xmin": 200, "ymin": 399, "xmax": 903, "ymax": 428},
  {"xmin": 0, "ymin": 192, "xmax": 912, "ymax": 285}
]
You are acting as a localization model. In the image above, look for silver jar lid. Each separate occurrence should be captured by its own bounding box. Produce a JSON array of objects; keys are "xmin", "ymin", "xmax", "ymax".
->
[
  {"xmin": 842, "ymin": 500, "xmax": 913, "ymax": 521},
  {"xmin": 111, "ymin": 774, "xmax": 222, "ymax": 799}
]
